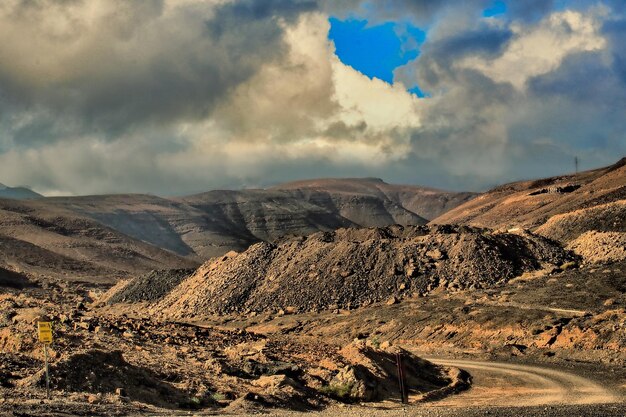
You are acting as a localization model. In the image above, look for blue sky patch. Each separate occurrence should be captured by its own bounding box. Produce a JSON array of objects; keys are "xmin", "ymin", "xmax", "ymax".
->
[
  {"xmin": 328, "ymin": 17, "xmax": 425, "ymax": 85},
  {"xmin": 408, "ymin": 85, "xmax": 431, "ymax": 98},
  {"xmin": 483, "ymin": 1, "xmax": 508, "ymax": 17}
]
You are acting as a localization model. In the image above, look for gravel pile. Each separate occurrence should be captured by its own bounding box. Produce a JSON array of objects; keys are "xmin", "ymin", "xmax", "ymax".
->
[
  {"xmin": 155, "ymin": 225, "xmax": 573, "ymax": 317},
  {"xmin": 567, "ymin": 231, "xmax": 626, "ymax": 264},
  {"xmin": 106, "ymin": 269, "xmax": 194, "ymax": 304}
]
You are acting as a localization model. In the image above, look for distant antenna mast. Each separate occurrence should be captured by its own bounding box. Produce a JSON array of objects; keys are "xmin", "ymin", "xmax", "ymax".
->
[{"xmin": 575, "ymin": 156, "xmax": 579, "ymax": 174}]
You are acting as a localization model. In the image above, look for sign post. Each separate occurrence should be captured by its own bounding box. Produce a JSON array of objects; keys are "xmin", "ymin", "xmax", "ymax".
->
[{"xmin": 37, "ymin": 321, "xmax": 53, "ymax": 399}]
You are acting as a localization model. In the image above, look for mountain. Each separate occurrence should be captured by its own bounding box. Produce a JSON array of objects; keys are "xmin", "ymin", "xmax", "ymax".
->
[
  {"xmin": 0, "ymin": 178, "xmax": 474, "ymax": 281},
  {"xmin": 432, "ymin": 157, "xmax": 626, "ymax": 247},
  {"xmin": 0, "ymin": 184, "xmax": 43, "ymax": 200},
  {"xmin": 271, "ymin": 178, "xmax": 477, "ymax": 223},
  {"xmin": 0, "ymin": 199, "xmax": 198, "ymax": 283},
  {"xmin": 43, "ymin": 178, "xmax": 476, "ymax": 259}
]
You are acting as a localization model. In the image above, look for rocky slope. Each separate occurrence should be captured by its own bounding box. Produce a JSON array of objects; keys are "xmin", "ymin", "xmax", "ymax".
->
[
  {"xmin": 433, "ymin": 158, "xmax": 626, "ymax": 241},
  {"xmin": 0, "ymin": 199, "xmax": 197, "ymax": 283},
  {"xmin": 271, "ymin": 178, "xmax": 477, "ymax": 225},
  {"xmin": 141, "ymin": 225, "xmax": 572, "ymax": 318}
]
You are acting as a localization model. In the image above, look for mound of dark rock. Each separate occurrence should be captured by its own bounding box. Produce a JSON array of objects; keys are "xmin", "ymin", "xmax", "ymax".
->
[
  {"xmin": 107, "ymin": 269, "xmax": 194, "ymax": 304},
  {"xmin": 0, "ymin": 267, "xmax": 31, "ymax": 289},
  {"xmin": 157, "ymin": 225, "xmax": 573, "ymax": 317},
  {"xmin": 0, "ymin": 353, "xmax": 40, "ymax": 388}
]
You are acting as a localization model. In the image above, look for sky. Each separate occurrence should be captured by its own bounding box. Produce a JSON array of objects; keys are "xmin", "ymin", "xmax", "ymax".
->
[{"xmin": 0, "ymin": 0, "xmax": 624, "ymax": 196}]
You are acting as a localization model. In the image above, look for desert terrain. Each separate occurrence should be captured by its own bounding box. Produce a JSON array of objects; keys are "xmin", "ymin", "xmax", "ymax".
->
[{"xmin": 0, "ymin": 163, "xmax": 624, "ymax": 416}]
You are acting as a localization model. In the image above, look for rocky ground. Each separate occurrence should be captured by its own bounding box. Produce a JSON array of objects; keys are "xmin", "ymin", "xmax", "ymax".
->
[
  {"xmin": 1, "ymin": 257, "xmax": 624, "ymax": 416},
  {"xmin": 1, "ymin": 279, "xmax": 474, "ymax": 415}
]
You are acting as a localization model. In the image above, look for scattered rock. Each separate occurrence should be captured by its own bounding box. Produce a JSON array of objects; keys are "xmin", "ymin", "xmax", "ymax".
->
[{"xmin": 386, "ymin": 297, "xmax": 398, "ymax": 306}]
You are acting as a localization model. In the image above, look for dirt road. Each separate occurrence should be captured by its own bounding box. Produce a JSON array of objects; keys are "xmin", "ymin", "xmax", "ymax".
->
[
  {"xmin": 423, "ymin": 358, "xmax": 620, "ymax": 407},
  {"xmin": 3, "ymin": 358, "xmax": 623, "ymax": 417}
]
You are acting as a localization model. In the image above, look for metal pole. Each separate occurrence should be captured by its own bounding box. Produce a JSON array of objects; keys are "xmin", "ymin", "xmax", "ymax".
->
[
  {"xmin": 396, "ymin": 352, "xmax": 407, "ymax": 404},
  {"xmin": 44, "ymin": 344, "xmax": 50, "ymax": 399}
]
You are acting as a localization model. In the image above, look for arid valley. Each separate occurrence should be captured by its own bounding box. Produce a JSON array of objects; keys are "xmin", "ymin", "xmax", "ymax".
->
[
  {"xmin": 1, "ymin": 159, "xmax": 625, "ymax": 416},
  {"xmin": 1, "ymin": 1, "xmax": 626, "ymax": 416}
]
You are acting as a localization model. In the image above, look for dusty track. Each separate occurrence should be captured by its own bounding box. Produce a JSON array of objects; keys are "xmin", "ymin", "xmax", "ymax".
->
[{"xmin": 423, "ymin": 358, "xmax": 620, "ymax": 407}]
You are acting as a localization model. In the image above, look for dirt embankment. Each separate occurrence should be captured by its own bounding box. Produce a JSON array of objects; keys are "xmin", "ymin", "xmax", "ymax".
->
[
  {"xmin": 142, "ymin": 225, "xmax": 573, "ymax": 318},
  {"xmin": 535, "ymin": 200, "xmax": 626, "ymax": 243},
  {"xmin": 566, "ymin": 231, "xmax": 626, "ymax": 264}
]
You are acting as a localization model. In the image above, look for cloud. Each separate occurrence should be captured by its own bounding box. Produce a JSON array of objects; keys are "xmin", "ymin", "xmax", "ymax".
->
[
  {"xmin": 0, "ymin": 0, "xmax": 313, "ymax": 141},
  {"xmin": 506, "ymin": 0, "xmax": 555, "ymax": 22},
  {"xmin": 0, "ymin": 6, "xmax": 423, "ymax": 194},
  {"xmin": 0, "ymin": 0, "xmax": 623, "ymax": 195},
  {"xmin": 393, "ymin": 4, "xmax": 625, "ymax": 187},
  {"xmin": 459, "ymin": 10, "xmax": 606, "ymax": 90}
]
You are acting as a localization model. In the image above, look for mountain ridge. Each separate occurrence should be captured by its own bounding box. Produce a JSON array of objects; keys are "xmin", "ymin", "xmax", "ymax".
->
[
  {"xmin": 0, "ymin": 184, "xmax": 43, "ymax": 200},
  {"xmin": 42, "ymin": 178, "xmax": 476, "ymax": 259}
]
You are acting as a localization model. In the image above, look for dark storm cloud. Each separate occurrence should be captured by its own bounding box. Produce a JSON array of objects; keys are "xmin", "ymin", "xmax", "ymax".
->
[
  {"xmin": 603, "ymin": 17, "xmax": 626, "ymax": 85},
  {"xmin": 0, "ymin": 0, "xmax": 317, "ymax": 146},
  {"xmin": 209, "ymin": 0, "xmax": 317, "ymax": 30},
  {"xmin": 507, "ymin": 0, "xmax": 555, "ymax": 22},
  {"xmin": 524, "ymin": 49, "xmax": 626, "ymax": 154},
  {"xmin": 324, "ymin": 0, "xmax": 490, "ymax": 25},
  {"xmin": 436, "ymin": 26, "xmax": 513, "ymax": 58},
  {"xmin": 406, "ymin": 25, "xmax": 513, "ymax": 90},
  {"xmin": 529, "ymin": 51, "xmax": 625, "ymax": 103},
  {"xmin": 327, "ymin": 0, "xmax": 559, "ymax": 25}
]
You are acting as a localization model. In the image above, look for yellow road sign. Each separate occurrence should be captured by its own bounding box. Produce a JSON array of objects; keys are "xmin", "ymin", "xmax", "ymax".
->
[{"xmin": 38, "ymin": 321, "xmax": 53, "ymax": 344}]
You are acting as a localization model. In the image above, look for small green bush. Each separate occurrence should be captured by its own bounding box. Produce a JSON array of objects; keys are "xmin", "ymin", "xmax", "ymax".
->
[
  {"xmin": 319, "ymin": 382, "xmax": 354, "ymax": 401},
  {"xmin": 370, "ymin": 336, "xmax": 381, "ymax": 348},
  {"xmin": 560, "ymin": 261, "xmax": 579, "ymax": 270},
  {"xmin": 209, "ymin": 392, "xmax": 226, "ymax": 402}
]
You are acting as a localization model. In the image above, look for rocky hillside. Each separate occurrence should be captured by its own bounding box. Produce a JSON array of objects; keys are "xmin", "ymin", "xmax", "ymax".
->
[
  {"xmin": 133, "ymin": 225, "xmax": 573, "ymax": 318},
  {"xmin": 43, "ymin": 179, "xmax": 475, "ymax": 259},
  {"xmin": 433, "ymin": 158, "xmax": 626, "ymax": 264},
  {"xmin": 0, "ymin": 199, "xmax": 197, "ymax": 283},
  {"xmin": 433, "ymin": 157, "xmax": 626, "ymax": 238}
]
